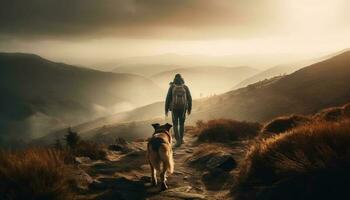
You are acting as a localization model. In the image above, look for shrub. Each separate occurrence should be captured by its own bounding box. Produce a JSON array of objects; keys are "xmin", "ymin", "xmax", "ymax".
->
[
  {"xmin": 197, "ymin": 119, "xmax": 261, "ymax": 143},
  {"xmin": 342, "ymin": 103, "xmax": 350, "ymax": 117},
  {"xmin": 0, "ymin": 148, "xmax": 72, "ymax": 200},
  {"xmin": 262, "ymin": 114, "xmax": 312, "ymax": 134},
  {"xmin": 65, "ymin": 128, "xmax": 80, "ymax": 149},
  {"xmin": 232, "ymin": 121, "xmax": 350, "ymax": 200},
  {"xmin": 314, "ymin": 107, "xmax": 344, "ymax": 121},
  {"xmin": 196, "ymin": 120, "xmax": 206, "ymax": 129},
  {"xmin": 74, "ymin": 141, "xmax": 106, "ymax": 160}
]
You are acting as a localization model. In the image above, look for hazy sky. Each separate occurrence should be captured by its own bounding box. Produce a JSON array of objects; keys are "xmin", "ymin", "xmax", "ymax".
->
[{"xmin": 1, "ymin": 0, "xmax": 350, "ymax": 68}]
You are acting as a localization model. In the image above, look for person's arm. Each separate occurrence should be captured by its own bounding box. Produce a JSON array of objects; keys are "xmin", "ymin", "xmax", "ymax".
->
[
  {"xmin": 165, "ymin": 86, "xmax": 173, "ymax": 115},
  {"xmin": 185, "ymin": 86, "xmax": 192, "ymax": 114}
]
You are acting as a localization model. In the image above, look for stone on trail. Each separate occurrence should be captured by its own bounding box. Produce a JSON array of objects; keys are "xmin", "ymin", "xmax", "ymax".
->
[
  {"xmin": 89, "ymin": 179, "xmax": 108, "ymax": 190},
  {"xmin": 206, "ymin": 154, "xmax": 237, "ymax": 171},
  {"xmin": 161, "ymin": 186, "xmax": 206, "ymax": 199},
  {"xmin": 75, "ymin": 156, "xmax": 92, "ymax": 164}
]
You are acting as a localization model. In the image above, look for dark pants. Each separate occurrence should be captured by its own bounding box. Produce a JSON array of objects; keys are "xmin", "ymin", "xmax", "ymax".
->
[{"xmin": 171, "ymin": 109, "xmax": 186, "ymax": 143}]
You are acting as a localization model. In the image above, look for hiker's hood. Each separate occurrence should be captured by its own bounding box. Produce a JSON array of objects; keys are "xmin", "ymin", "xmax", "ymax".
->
[{"xmin": 173, "ymin": 75, "xmax": 185, "ymax": 85}]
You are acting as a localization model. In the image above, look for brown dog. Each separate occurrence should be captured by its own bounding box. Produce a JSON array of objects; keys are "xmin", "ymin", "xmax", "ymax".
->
[{"xmin": 147, "ymin": 123, "xmax": 174, "ymax": 190}]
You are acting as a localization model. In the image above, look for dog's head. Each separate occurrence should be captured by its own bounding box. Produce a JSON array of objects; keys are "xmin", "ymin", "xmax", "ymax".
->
[{"xmin": 152, "ymin": 123, "xmax": 172, "ymax": 134}]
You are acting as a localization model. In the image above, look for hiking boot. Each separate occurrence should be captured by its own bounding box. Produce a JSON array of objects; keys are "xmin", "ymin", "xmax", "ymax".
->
[{"xmin": 174, "ymin": 141, "xmax": 181, "ymax": 147}]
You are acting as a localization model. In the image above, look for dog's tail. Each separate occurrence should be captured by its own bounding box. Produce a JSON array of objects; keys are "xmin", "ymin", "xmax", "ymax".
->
[{"xmin": 159, "ymin": 144, "xmax": 174, "ymax": 174}]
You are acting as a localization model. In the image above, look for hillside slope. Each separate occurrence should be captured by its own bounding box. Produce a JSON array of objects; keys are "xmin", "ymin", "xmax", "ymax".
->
[
  {"xmin": 0, "ymin": 53, "xmax": 163, "ymax": 144},
  {"xmin": 151, "ymin": 66, "xmax": 259, "ymax": 98},
  {"xmin": 200, "ymin": 50, "xmax": 350, "ymax": 122},
  {"xmin": 233, "ymin": 49, "xmax": 350, "ymax": 89}
]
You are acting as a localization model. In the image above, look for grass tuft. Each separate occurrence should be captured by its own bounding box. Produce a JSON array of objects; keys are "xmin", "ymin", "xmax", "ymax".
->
[
  {"xmin": 0, "ymin": 148, "xmax": 72, "ymax": 200},
  {"xmin": 232, "ymin": 120, "xmax": 350, "ymax": 200},
  {"xmin": 196, "ymin": 119, "xmax": 261, "ymax": 143},
  {"xmin": 262, "ymin": 114, "xmax": 312, "ymax": 134}
]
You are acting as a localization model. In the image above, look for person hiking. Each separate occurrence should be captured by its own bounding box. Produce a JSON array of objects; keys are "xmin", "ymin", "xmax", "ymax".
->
[{"xmin": 165, "ymin": 74, "xmax": 192, "ymax": 147}]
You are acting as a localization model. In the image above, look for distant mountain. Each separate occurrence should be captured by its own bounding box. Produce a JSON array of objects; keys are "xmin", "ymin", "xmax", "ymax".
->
[
  {"xmin": 112, "ymin": 64, "xmax": 181, "ymax": 77},
  {"xmin": 0, "ymin": 53, "xmax": 163, "ymax": 145},
  {"xmin": 101, "ymin": 53, "xmax": 319, "ymax": 76},
  {"xmin": 233, "ymin": 49, "xmax": 350, "ymax": 89},
  {"xmin": 151, "ymin": 66, "xmax": 259, "ymax": 98}
]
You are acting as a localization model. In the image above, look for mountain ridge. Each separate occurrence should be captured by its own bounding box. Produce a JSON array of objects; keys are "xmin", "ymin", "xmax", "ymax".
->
[{"xmin": 0, "ymin": 52, "xmax": 163, "ymax": 145}]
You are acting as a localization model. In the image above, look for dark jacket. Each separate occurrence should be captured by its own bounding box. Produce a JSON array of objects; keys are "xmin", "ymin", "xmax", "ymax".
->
[{"xmin": 165, "ymin": 77, "xmax": 192, "ymax": 113}]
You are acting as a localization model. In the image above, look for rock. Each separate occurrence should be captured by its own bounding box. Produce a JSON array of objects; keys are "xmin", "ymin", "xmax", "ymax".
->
[
  {"xmin": 140, "ymin": 176, "xmax": 151, "ymax": 182},
  {"xmin": 75, "ymin": 156, "xmax": 92, "ymax": 164},
  {"xmin": 71, "ymin": 168, "xmax": 94, "ymax": 191},
  {"xmin": 108, "ymin": 144, "xmax": 124, "ymax": 152},
  {"xmin": 162, "ymin": 187, "xmax": 205, "ymax": 199},
  {"xmin": 90, "ymin": 179, "xmax": 108, "ymax": 190},
  {"xmin": 162, "ymin": 191, "xmax": 206, "ymax": 199},
  {"xmin": 108, "ymin": 137, "xmax": 134, "ymax": 152},
  {"xmin": 186, "ymin": 149, "xmax": 194, "ymax": 153},
  {"xmin": 206, "ymin": 154, "xmax": 237, "ymax": 171},
  {"xmin": 115, "ymin": 137, "xmax": 128, "ymax": 145}
]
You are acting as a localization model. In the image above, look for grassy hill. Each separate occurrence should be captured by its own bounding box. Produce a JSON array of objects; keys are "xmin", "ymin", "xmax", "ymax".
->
[
  {"xmin": 0, "ymin": 53, "xmax": 163, "ymax": 145},
  {"xmin": 199, "ymin": 50, "xmax": 350, "ymax": 122},
  {"xmin": 233, "ymin": 49, "xmax": 350, "ymax": 89}
]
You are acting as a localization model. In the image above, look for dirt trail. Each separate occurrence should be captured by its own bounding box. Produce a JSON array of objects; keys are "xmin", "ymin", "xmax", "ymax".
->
[{"xmin": 76, "ymin": 133, "xmax": 245, "ymax": 200}]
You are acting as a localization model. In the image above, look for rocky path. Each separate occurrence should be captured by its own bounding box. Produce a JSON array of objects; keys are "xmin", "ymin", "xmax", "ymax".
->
[{"xmin": 75, "ymin": 133, "xmax": 246, "ymax": 200}]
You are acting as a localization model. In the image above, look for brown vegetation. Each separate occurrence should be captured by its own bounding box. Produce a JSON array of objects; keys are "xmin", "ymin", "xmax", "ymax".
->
[
  {"xmin": 232, "ymin": 120, "xmax": 350, "ymax": 200},
  {"xmin": 314, "ymin": 107, "xmax": 344, "ymax": 121},
  {"xmin": 196, "ymin": 119, "xmax": 261, "ymax": 143},
  {"xmin": 262, "ymin": 114, "xmax": 312, "ymax": 134},
  {"xmin": 343, "ymin": 103, "xmax": 350, "ymax": 117},
  {"xmin": 0, "ymin": 149, "xmax": 72, "ymax": 200},
  {"xmin": 74, "ymin": 141, "xmax": 107, "ymax": 160}
]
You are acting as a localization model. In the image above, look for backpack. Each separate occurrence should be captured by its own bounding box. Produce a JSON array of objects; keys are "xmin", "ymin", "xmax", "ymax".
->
[{"xmin": 171, "ymin": 84, "xmax": 187, "ymax": 110}]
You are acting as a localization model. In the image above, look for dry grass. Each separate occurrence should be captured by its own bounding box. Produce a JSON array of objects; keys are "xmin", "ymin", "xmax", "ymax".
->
[
  {"xmin": 314, "ymin": 107, "xmax": 344, "ymax": 121},
  {"xmin": 262, "ymin": 114, "xmax": 312, "ymax": 134},
  {"xmin": 0, "ymin": 148, "xmax": 72, "ymax": 200},
  {"xmin": 74, "ymin": 141, "xmax": 107, "ymax": 160},
  {"xmin": 343, "ymin": 103, "xmax": 350, "ymax": 117},
  {"xmin": 232, "ymin": 120, "xmax": 350, "ymax": 200},
  {"xmin": 196, "ymin": 119, "xmax": 261, "ymax": 143}
]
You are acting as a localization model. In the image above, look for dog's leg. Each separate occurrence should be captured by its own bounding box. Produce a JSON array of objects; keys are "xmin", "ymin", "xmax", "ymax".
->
[
  {"xmin": 160, "ymin": 167, "xmax": 168, "ymax": 190},
  {"xmin": 151, "ymin": 166, "xmax": 157, "ymax": 186}
]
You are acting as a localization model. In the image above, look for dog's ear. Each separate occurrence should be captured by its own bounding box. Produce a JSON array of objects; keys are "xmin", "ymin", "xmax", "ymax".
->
[
  {"xmin": 164, "ymin": 123, "xmax": 173, "ymax": 131},
  {"xmin": 151, "ymin": 123, "xmax": 160, "ymax": 130}
]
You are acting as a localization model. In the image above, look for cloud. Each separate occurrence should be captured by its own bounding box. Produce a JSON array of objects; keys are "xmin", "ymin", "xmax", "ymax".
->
[{"xmin": 0, "ymin": 0, "xmax": 279, "ymax": 40}]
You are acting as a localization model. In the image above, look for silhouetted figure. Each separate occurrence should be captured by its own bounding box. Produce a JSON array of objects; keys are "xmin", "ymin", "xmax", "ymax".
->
[{"xmin": 165, "ymin": 74, "xmax": 192, "ymax": 147}]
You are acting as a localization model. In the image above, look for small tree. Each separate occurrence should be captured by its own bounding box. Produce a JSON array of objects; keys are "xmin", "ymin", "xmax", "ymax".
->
[{"xmin": 65, "ymin": 127, "xmax": 80, "ymax": 149}]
